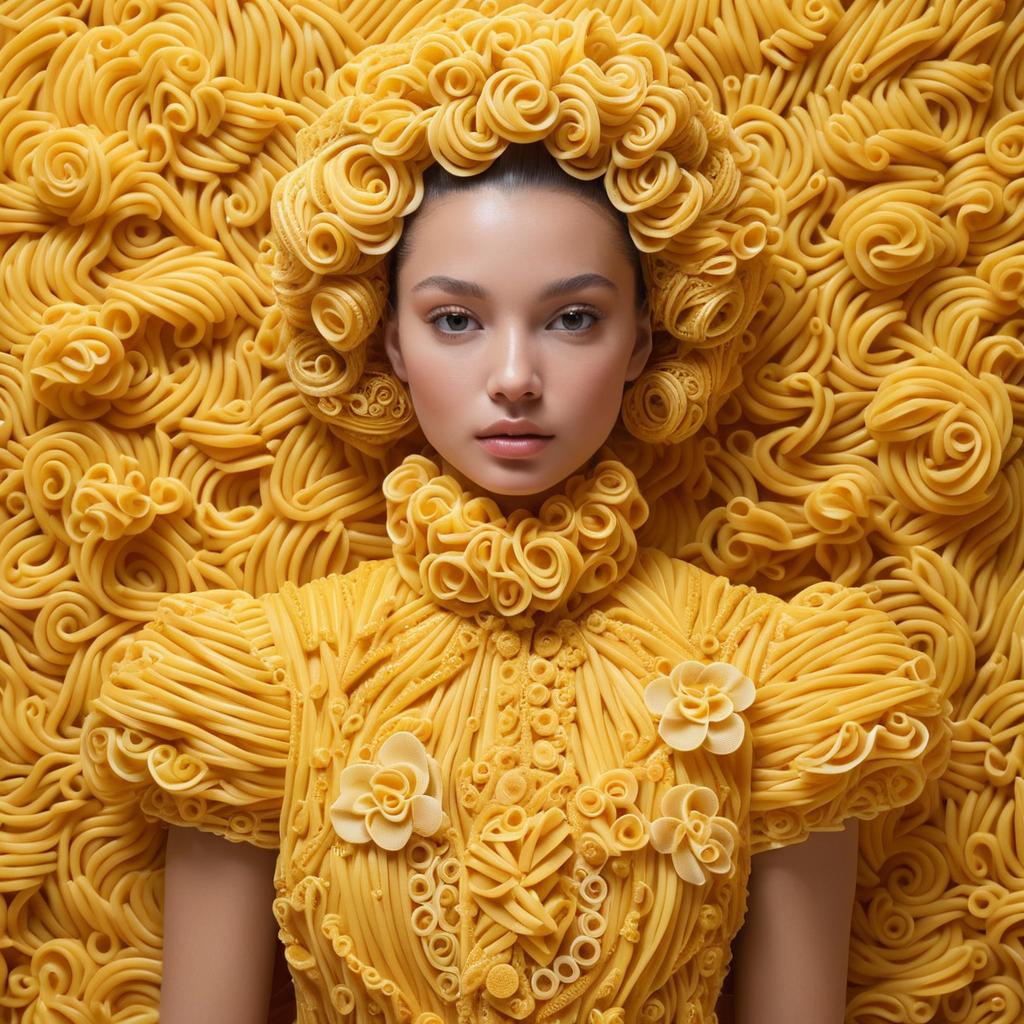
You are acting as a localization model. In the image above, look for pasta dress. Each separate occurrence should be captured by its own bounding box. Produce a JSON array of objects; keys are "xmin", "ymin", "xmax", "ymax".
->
[{"xmin": 80, "ymin": 451, "xmax": 952, "ymax": 1024}]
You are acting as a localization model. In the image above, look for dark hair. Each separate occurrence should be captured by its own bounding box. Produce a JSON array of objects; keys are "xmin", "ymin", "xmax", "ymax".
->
[{"xmin": 388, "ymin": 142, "xmax": 647, "ymax": 310}]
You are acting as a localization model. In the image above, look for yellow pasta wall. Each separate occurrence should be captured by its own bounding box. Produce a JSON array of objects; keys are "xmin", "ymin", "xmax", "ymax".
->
[{"xmin": 1, "ymin": 0, "xmax": 1022, "ymax": 1021}]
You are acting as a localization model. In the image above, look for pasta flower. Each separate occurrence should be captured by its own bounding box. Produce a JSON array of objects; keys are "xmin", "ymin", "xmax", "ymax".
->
[
  {"xmin": 330, "ymin": 731, "xmax": 444, "ymax": 851},
  {"xmin": 649, "ymin": 783, "xmax": 739, "ymax": 885},
  {"xmin": 573, "ymin": 768, "xmax": 650, "ymax": 864},
  {"xmin": 644, "ymin": 660, "xmax": 754, "ymax": 755}
]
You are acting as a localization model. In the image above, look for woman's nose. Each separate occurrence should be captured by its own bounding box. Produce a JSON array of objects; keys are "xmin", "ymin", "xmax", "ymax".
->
[{"xmin": 486, "ymin": 325, "xmax": 542, "ymax": 402}]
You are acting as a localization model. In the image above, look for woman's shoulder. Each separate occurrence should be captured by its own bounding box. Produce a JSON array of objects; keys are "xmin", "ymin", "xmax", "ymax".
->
[
  {"xmin": 629, "ymin": 546, "xmax": 774, "ymax": 601},
  {"xmin": 273, "ymin": 556, "xmax": 402, "ymax": 605},
  {"xmin": 623, "ymin": 547, "xmax": 952, "ymax": 854},
  {"xmin": 620, "ymin": 546, "xmax": 784, "ymax": 645},
  {"xmin": 625, "ymin": 546, "xmax": 946, "ymax": 686},
  {"xmin": 258, "ymin": 556, "xmax": 423, "ymax": 656},
  {"xmin": 80, "ymin": 586, "xmax": 294, "ymax": 849}
]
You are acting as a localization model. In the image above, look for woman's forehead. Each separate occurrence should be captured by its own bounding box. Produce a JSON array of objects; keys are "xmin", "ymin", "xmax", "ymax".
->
[{"xmin": 395, "ymin": 187, "xmax": 636, "ymax": 294}]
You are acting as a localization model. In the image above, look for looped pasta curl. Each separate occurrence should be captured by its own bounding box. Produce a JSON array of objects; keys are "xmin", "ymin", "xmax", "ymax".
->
[{"xmin": 865, "ymin": 348, "xmax": 1013, "ymax": 516}]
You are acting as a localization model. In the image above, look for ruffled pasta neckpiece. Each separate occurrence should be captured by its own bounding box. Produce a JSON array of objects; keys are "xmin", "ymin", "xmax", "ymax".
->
[{"xmin": 382, "ymin": 451, "xmax": 650, "ymax": 619}]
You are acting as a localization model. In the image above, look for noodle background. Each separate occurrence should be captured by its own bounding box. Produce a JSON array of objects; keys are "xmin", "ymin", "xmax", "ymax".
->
[{"xmin": 1, "ymin": 0, "xmax": 1022, "ymax": 1021}]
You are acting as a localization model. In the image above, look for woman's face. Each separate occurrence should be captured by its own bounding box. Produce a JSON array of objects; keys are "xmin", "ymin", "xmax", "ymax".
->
[{"xmin": 383, "ymin": 186, "xmax": 652, "ymax": 511}]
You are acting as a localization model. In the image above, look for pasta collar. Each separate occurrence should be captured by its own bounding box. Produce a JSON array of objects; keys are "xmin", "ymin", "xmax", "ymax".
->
[{"xmin": 382, "ymin": 451, "xmax": 649, "ymax": 619}]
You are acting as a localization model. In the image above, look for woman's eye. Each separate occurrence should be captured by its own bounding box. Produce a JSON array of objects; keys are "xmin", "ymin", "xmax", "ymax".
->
[
  {"xmin": 429, "ymin": 310, "xmax": 479, "ymax": 334},
  {"xmin": 551, "ymin": 308, "xmax": 599, "ymax": 332},
  {"xmin": 427, "ymin": 306, "xmax": 600, "ymax": 334}
]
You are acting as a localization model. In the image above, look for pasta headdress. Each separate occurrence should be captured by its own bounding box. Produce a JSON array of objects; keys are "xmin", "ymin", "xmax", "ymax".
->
[{"xmin": 268, "ymin": 3, "xmax": 783, "ymax": 457}]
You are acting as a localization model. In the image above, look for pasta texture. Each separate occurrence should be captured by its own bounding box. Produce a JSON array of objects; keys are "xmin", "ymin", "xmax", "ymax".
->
[
  {"xmin": 0, "ymin": 0, "xmax": 1021, "ymax": 1021},
  {"xmin": 80, "ymin": 453, "xmax": 951, "ymax": 1022}
]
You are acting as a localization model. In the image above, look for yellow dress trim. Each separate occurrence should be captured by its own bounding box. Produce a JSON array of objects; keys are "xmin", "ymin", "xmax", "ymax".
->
[{"xmin": 382, "ymin": 451, "xmax": 650, "ymax": 618}]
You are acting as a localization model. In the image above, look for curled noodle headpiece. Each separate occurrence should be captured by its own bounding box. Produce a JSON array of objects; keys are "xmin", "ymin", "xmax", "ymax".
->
[{"xmin": 268, "ymin": 4, "xmax": 781, "ymax": 456}]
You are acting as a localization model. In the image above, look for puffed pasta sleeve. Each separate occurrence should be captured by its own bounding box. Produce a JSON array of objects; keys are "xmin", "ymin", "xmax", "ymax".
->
[
  {"xmin": 746, "ymin": 581, "xmax": 953, "ymax": 855},
  {"xmin": 79, "ymin": 589, "xmax": 293, "ymax": 850}
]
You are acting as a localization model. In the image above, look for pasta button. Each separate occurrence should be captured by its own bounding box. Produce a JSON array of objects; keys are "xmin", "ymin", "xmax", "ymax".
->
[
  {"xmin": 495, "ymin": 630, "xmax": 521, "ymax": 658},
  {"xmin": 526, "ymin": 681, "xmax": 550, "ymax": 706},
  {"xmin": 531, "ymin": 740, "xmax": 559, "ymax": 770},
  {"xmin": 533, "ymin": 628, "xmax": 562, "ymax": 656},
  {"xmin": 699, "ymin": 904, "xmax": 723, "ymax": 931},
  {"xmin": 485, "ymin": 962, "xmax": 519, "ymax": 999},
  {"xmin": 527, "ymin": 656, "xmax": 556, "ymax": 685},
  {"xmin": 495, "ymin": 768, "xmax": 528, "ymax": 805}
]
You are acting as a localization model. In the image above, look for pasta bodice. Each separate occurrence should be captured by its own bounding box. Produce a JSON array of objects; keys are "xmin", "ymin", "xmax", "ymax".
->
[{"xmin": 81, "ymin": 549, "xmax": 951, "ymax": 1024}]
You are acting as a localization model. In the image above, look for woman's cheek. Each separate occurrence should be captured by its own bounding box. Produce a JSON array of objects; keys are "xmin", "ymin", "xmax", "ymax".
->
[
  {"xmin": 408, "ymin": 348, "xmax": 464, "ymax": 414},
  {"xmin": 572, "ymin": 359, "xmax": 627, "ymax": 422}
]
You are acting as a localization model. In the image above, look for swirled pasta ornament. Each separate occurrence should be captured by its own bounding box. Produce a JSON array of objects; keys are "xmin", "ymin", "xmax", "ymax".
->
[{"xmin": 267, "ymin": 3, "xmax": 783, "ymax": 456}]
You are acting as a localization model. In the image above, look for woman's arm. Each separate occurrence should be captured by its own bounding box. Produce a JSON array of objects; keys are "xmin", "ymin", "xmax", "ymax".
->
[
  {"xmin": 731, "ymin": 819, "xmax": 860, "ymax": 1024},
  {"xmin": 161, "ymin": 825, "xmax": 280, "ymax": 1024}
]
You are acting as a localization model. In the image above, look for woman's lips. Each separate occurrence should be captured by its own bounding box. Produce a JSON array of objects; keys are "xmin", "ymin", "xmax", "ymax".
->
[{"xmin": 476, "ymin": 435, "xmax": 553, "ymax": 457}]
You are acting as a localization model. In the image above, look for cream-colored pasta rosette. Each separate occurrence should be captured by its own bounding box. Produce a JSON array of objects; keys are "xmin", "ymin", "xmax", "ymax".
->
[
  {"xmin": 645, "ymin": 660, "xmax": 755, "ymax": 755},
  {"xmin": 266, "ymin": 3, "xmax": 782, "ymax": 457},
  {"xmin": 649, "ymin": 783, "xmax": 739, "ymax": 885},
  {"xmin": 329, "ymin": 730, "xmax": 445, "ymax": 851}
]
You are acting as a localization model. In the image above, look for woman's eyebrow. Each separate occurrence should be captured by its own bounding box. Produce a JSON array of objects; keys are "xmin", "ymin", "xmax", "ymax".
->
[
  {"xmin": 410, "ymin": 273, "xmax": 618, "ymax": 299},
  {"xmin": 540, "ymin": 274, "xmax": 618, "ymax": 299},
  {"xmin": 411, "ymin": 275, "xmax": 486, "ymax": 298}
]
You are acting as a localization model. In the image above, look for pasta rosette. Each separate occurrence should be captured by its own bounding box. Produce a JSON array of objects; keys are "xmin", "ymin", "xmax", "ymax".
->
[
  {"xmin": 310, "ymin": 137, "xmax": 422, "ymax": 250},
  {"xmin": 31, "ymin": 126, "xmax": 112, "ymax": 224},
  {"xmin": 512, "ymin": 524, "xmax": 583, "ymax": 606},
  {"xmin": 611, "ymin": 84, "xmax": 688, "ymax": 168},
  {"xmin": 645, "ymin": 661, "xmax": 755, "ymax": 755},
  {"xmin": 330, "ymin": 731, "xmax": 444, "ymax": 852},
  {"xmin": 649, "ymin": 784, "xmax": 739, "ymax": 885},
  {"xmin": 865, "ymin": 349, "xmax": 1013, "ymax": 515},
  {"xmin": 27, "ymin": 310, "xmax": 133, "ymax": 419},
  {"xmin": 573, "ymin": 768, "xmax": 650, "ymax": 863},
  {"xmin": 548, "ymin": 82, "xmax": 604, "ymax": 166},
  {"xmin": 832, "ymin": 182, "xmax": 958, "ymax": 292},
  {"xmin": 68, "ymin": 461, "xmax": 191, "ymax": 543},
  {"xmin": 310, "ymin": 266, "xmax": 388, "ymax": 353},
  {"xmin": 479, "ymin": 65, "xmax": 560, "ymax": 143},
  {"xmin": 428, "ymin": 97, "xmax": 509, "ymax": 173},
  {"xmin": 427, "ymin": 51, "xmax": 490, "ymax": 105},
  {"xmin": 362, "ymin": 98, "xmax": 432, "ymax": 161}
]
